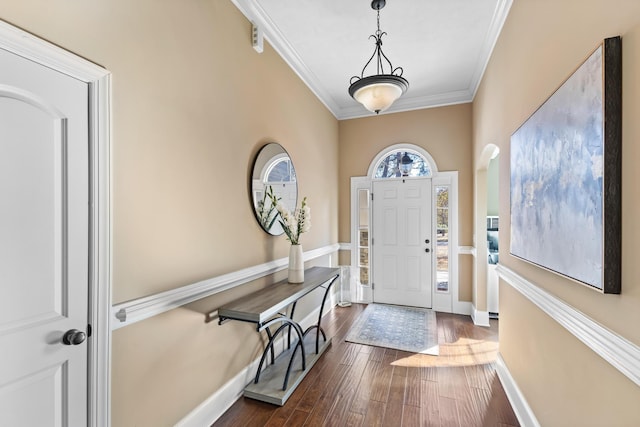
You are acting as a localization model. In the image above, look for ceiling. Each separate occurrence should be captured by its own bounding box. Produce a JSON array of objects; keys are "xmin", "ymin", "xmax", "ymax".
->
[{"xmin": 231, "ymin": 0, "xmax": 512, "ymax": 120}]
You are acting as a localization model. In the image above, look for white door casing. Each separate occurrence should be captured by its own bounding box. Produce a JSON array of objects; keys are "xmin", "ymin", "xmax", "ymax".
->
[
  {"xmin": 372, "ymin": 178, "xmax": 433, "ymax": 308},
  {"xmin": 0, "ymin": 21, "xmax": 111, "ymax": 427}
]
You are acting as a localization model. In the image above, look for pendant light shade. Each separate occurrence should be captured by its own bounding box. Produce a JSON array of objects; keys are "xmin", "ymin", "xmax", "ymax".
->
[
  {"xmin": 349, "ymin": 76, "xmax": 408, "ymax": 114},
  {"xmin": 349, "ymin": 0, "xmax": 408, "ymax": 114}
]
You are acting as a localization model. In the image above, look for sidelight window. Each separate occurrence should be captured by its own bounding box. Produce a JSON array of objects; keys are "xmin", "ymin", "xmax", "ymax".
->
[
  {"xmin": 436, "ymin": 186, "xmax": 450, "ymax": 292},
  {"xmin": 357, "ymin": 189, "xmax": 370, "ymax": 285}
]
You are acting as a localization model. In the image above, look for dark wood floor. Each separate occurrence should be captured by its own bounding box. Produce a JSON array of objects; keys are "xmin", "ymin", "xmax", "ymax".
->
[{"xmin": 213, "ymin": 304, "xmax": 519, "ymax": 427}]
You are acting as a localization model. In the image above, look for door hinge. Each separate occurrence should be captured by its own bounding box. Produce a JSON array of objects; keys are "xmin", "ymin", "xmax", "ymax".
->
[
  {"xmin": 87, "ymin": 324, "xmax": 92, "ymax": 337},
  {"xmin": 371, "ymin": 193, "xmax": 374, "ymax": 201},
  {"xmin": 371, "ymin": 283, "xmax": 374, "ymax": 290}
]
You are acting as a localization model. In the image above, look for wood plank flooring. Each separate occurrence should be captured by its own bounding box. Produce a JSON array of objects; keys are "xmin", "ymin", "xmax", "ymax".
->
[{"xmin": 212, "ymin": 304, "xmax": 519, "ymax": 427}]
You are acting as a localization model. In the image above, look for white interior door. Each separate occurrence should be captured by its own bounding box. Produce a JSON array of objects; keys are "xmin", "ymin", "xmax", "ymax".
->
[
  {"xmin": 0, "ymin": 46, "xmax": 90, "ymax": 426},
  {"xmin": 372, "ymin": 178, "xmax": 433, "ymax": 308}
]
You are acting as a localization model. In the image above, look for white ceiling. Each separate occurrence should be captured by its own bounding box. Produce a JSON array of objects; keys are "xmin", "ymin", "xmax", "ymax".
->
[{"xmin": 231, "ymin": 0, "xmax": 512, "ymax": 120}]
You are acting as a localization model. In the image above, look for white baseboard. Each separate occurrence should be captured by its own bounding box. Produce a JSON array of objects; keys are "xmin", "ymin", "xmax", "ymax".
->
[
  {"xmin": 495, "ymin": 353, "xmax": 541, "ymax": 427},
  {"xmin": 453, "ymin": 300, "xmax": 472, "ymax": 316},
  {"xmin": 471, "ymin": 305, "xmax": 490, "ymax": 327},
  {"xmin": 176, "ymin": 298, "xmax": 336, "ymax": 426},
  {"xmin": 175, "ymin": 356, "xmax": 260, "ymax": 427}
]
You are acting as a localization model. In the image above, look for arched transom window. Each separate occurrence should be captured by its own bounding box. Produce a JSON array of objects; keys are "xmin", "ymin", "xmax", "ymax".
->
[
  {"xmin": 264, "ymin": 156, "xmax": 296, "ymax": 183},
  {"xmin": 373, "ymin": 150, "xmax": 433, "ymax": 178}
]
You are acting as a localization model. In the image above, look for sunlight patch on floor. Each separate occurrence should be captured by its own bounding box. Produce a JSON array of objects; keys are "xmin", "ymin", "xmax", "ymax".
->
[{"xmin": 390, "ymin": 337, "xmax": 499, "ymax": 368}]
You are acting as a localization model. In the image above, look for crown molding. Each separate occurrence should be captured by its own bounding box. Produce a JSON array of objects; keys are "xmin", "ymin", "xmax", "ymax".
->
[
  {"xmin": 469, "ymin": 0, "xmax": 513, "ymax": 99},
  {"xmin": 230, "ymin": 0, "xmax": 512, "ymax": 120},
  {"xmin": 230, "ymin": 0, "xmax": 341, "ymax": 115}
]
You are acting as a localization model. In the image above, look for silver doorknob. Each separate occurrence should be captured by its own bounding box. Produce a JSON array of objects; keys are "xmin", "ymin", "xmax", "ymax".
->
[{"xmin": 62, "ymin": 329, "xmax": 86, "ymax": 345}]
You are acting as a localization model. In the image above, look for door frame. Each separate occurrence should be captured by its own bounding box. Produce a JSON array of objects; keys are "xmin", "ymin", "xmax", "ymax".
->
[
  {"xmin": 350, "ymin": 144, "xmax": 462, "ymax": 313},
  {"xmin": 0, "ymin": 21, "xmax": 112, "ymax": 427},
  {"xmin": 473, "ymin": 144, "xmax": 500, "ymax": 327}
]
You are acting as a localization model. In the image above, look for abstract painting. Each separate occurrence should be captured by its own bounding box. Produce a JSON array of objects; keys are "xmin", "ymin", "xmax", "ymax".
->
[{"xmin": 510, "ymin": 37, "xmax": 621, "ymax": 293}]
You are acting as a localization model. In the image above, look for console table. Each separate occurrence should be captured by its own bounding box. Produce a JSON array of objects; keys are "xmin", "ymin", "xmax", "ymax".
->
[{"xmin": 218, "ymin": 266, "xmax": 340, "ymax": 405}]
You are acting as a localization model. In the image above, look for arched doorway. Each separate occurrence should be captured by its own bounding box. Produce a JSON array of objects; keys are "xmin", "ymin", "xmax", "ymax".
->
[{"xmin": 473, "ymin": 144, "xmax": 500, "ymax": 326}]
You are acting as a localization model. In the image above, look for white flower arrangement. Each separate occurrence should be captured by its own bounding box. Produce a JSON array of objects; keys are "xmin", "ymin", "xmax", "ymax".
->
[
  {"xmin": 257, "ymin": 185, "xmax": 280, "ymax": 231},
  {"xmin": 271, "ymin": 195, "xmax": 311, "ymax": 245}
]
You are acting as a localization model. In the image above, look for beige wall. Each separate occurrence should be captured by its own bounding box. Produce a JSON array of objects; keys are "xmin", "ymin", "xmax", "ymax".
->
[
  {"xmin": 473, "ymin": 0, "xmax": 640, "ymax": 425},
  {"xmin": 1, "ymin": 0, "xmax": 338, "ymax": 424},
  {"xmin": 487, "ymin": 156, "xmax": 499, "ymax": 217},
  {"xmin": 338, "ymin": 105, "xmax": 474, "ymax": 303},
  {"xmin": 9, "ymin": 0, "xmax": 640, "ymax": 425}
]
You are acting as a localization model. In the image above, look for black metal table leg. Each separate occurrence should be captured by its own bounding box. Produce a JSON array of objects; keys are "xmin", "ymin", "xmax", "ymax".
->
[
  {"xmin": 264, "ymin": 326, "xmax": 275, "ymax": 364},
  {"xmin": 254, "ymin": 316, "xmax": 306, "ymax": 390},
  {"xmin": 288, "ymin": 301, "xmax": 297, "ymax": 349},
  {"xmin": 302, "ymin": 275, "xmax": 339, "ymax": 354}
]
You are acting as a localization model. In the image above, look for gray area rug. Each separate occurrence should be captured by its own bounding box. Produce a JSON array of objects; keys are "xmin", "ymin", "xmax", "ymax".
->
[{"xmin": 345, "ymin": 304, "xmax": 439, "ymax": 355}]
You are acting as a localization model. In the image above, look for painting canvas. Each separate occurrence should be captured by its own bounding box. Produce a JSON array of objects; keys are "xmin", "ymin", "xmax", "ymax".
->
[{"xmin": 510, "ymin": 37, "xmax": 621, "ymax": 293}]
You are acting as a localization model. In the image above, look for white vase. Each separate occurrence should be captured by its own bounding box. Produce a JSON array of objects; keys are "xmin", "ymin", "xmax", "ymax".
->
[{"xmin": 288, "ymin": 244, "xmax": 304, "ymax": 283}]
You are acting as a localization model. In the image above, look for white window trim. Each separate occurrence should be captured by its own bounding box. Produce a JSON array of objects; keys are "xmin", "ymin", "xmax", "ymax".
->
[
  {"xmin": 432, "ymin": 172, "xmax": 459, "ymax": 313},
  {"xmin": 350, "ymin": 176, "xmax": 373, "ymax": 303}
]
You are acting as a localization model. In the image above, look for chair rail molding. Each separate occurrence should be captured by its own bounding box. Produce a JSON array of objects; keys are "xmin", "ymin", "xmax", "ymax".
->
[
  {"xmin": 111, "ymin": 244, "xmax": 340, "ymax": 330},
  {"xmin": 458, "ymin": 246, "xmax": 478, "ymax": 257},
  {"xmin": 496, "ymin": 264, "xmax": 640, "ymax": 388},
  {"xmin": 338, "ymin": 242, "xmax": 351, "ymax": 251},
  {"xmin": 459, "ymin": 245, "xmax": 476, "ymax": 256}
]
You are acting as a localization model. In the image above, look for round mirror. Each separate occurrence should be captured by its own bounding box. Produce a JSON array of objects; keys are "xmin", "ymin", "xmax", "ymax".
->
[{"xmin": 251, "ymin": 143, "xmax": 298, "ymax": 235}]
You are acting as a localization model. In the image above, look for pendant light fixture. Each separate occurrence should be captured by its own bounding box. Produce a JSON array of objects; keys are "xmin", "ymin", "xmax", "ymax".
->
[
  {"xmin": 400, "ymin": 152, "xmax": 414, "ymax": 176},
  {"xmin": 349, "ymin": 0, "xmax": 408, "ymax": 114}
]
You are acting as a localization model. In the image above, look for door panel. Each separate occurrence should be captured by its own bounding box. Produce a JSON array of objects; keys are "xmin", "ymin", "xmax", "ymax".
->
[
  {"xmin": 0, "ymin": 47, "xmax": 89, "ymax": 426},
  {"xmin": 0, "ymin": 98, "xmax": 63, "ymax": 330},
  {"xmin": 407, "ymin": 207, "xmax": 420, "ymax": 246},
  {"xmin": 382, "ymin": 207, "xmax": 397, "ymax": 245},
  {"xmin": 0, "ymin": 363, "xmax": 67, "ymax": 426},
  {"xmin": 381, "ymin": 255, "xmax": 398, "ymax": 290},
  {"xmin": 406, "ymin": 256, "xmax": 421, "ymax": 291},
  {"xmin": 373, "ymin": 179, "xmax": 432, "ymax": 308}
]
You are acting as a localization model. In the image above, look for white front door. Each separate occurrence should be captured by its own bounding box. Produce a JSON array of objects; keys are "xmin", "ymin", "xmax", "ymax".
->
[
  {"xmin": 372, "ymin": 178, "xmax": 433, "ymax": 308},
  {"xmin": 0, "ymin": 46, "xmax": 90, "ymax": 426}
]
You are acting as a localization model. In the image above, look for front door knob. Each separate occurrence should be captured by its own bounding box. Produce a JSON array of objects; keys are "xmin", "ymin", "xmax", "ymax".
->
[
  {"xmin": 425, "ymin": 248, "xmax": 430, "ymax": 253},
  {"xmin": 62, "ymin": 329, "xmax": 86, "ymax": 345},
  {"xmin": 425, "ymin": 239, "xmax": 430, "ymax": 244}
]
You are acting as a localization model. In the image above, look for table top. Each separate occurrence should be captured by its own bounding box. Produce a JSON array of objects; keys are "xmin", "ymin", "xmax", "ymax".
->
[{"xmin": 218, "ymin": 266, "xmax": 340, "ymax": 324}]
